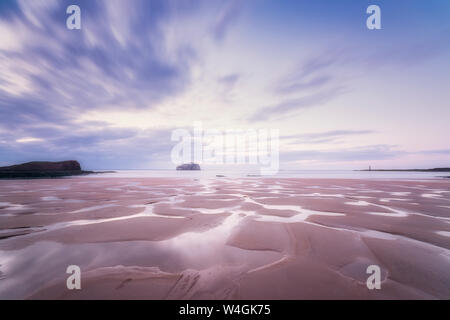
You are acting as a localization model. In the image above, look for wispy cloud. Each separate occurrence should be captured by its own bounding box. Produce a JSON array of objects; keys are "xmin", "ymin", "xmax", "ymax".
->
[
  {"xmin": 248, "ymin": 86, "xmax": 346, "ymax": 122},
  {"xmin": 363, "ymin": 32, "xmax": 450, "ymax": 69},
  {"xmin": 273, "ymin": 50, "xmax": 344, "ymax": 95},
  {"xmin": 283, "ymin": 130, "xmax": 376, "ymax": 144},
  {"xmin": 282, "ymin": 144, "xmax": 402, "ymax": 163},
  {"xmin": 247, "ymin": 47, "xmax": 351, "ymax": 122},
  {"xmin": 218, "ymin": 73, "xmax": 240, "ymax": 88},
  {"xmin": 417, "ymin": 149, "xmax": 450, "ymax": 155},
  {"xmin": 211, "ymin": 0, "xmax": 242, "ymax": 43}
]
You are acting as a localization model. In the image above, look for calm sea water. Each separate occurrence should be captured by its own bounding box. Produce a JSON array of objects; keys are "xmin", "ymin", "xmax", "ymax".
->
[{"xmin": 83, "ymin": 169, "xmax": 448, "ymax": 180}]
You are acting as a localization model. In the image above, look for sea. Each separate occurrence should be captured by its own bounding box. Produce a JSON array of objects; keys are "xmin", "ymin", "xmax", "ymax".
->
[{"xmin": 81, "ymin": 169, "xmax": 449, "ymax": 180}]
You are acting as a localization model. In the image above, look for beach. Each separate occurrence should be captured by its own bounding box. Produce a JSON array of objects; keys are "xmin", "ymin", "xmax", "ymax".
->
[{"xmin": 0, "ymin": 176, "xmax": 449, "ymax": 300}]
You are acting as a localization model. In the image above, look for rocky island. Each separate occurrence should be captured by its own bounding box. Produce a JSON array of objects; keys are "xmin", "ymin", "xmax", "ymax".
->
[
  {"xmin": 176, "ymin": 163, "xmax": 201, "ymax": 171},
  {"xmin": 0, "ymin": 160, "xmax": 94, "ymax": 178}
]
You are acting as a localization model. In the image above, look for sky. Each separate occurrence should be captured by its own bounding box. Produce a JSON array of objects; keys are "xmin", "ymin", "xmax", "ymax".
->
[{"xmin": 0, "ymin": 0, "xmax": 449, "ymax": 170}]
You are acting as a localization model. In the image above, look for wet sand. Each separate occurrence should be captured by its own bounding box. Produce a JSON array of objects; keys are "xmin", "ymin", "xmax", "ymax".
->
[{"xmin": 0, "ymin": 177, "xmax": 449, "ymax": 299}]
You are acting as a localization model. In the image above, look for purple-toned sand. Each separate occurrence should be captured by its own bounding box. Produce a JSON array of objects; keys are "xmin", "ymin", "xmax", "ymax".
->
[{"xmin": 0, "ymin": 177, "xmax": 449, "ymax": 299}]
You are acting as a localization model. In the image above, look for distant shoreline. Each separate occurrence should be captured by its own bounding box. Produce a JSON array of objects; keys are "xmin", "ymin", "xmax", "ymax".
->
[{"xmin": 357, "ymin": 168, "xmax": 450, "ymax": 172}]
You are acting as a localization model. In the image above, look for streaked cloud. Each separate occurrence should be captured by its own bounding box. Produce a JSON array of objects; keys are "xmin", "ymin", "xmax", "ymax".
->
[
  {"xmin": 283, "ymin": 130, "xmax": 376, "ymax": 144},
  {"xmin": 211, "ymin": 0, "xmax": 242, "ymax": 43},
  {"xmin": 0, "ymin": 0, "xmax": 449, "ymax": 169},
  {"xmin": 218, "ymin": 73, "xmax": 240, "ymax": 89},
  {"xmin": 15, "ymin": 137, "xmax": 43, "ymax": 143},
  {"xmin": 282, "ymin": 144, "xmax": 402, "ymax": 163},
  {"xmin": 248, "ymin": 86, "xmax": 346, "ymax": 122}
]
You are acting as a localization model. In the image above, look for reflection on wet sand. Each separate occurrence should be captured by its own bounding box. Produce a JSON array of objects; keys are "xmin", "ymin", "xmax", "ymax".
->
[{"xmin": 0, "ymin": 177, "xmax": 449, "ymax": 299}]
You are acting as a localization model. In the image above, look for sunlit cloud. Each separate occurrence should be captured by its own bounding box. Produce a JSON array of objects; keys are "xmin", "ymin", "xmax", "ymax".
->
[{"xmin": 16, "ymin": 137, "xmax": 44, "ymax": 143}]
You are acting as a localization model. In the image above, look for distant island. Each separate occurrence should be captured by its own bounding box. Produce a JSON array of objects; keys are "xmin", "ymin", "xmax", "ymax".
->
[
  {"xmin": 0, "ymin": 160, "xmax": 106, "ymax": 178},
  {"xmin": 176, "ymin": 163, "xmax": 201, "ymax": 171},
  {"xmin": 357, "ymin": 167, "xmax": 450, "ymax": 172}
]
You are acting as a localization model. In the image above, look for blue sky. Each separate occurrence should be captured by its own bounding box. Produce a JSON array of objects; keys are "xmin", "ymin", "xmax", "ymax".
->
[{"xmin": 0, "ymin": 0, "xmax": 449, "ymax": 170}]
